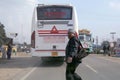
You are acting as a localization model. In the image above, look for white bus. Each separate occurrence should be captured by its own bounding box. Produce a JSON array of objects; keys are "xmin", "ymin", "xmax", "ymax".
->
[{"xmin": 31, "ymin": 4, "xmax": 78, "ymax": 59}]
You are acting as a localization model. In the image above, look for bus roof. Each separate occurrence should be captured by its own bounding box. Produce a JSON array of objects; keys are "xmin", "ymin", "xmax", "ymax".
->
[
  {"xmin": 79, "ymin": 29, "xmax": 91, "ymax": 35},
  {"xmin": 37, "ymin": 4, "xmax": 72, "ymax": 7}
]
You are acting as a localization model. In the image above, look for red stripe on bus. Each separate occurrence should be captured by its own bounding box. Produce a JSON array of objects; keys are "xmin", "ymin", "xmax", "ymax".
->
[
  {"xmin": 38, "ymin": 33, "xmax": 68, "ymax": 35},
  {"xmin": 38, "ymin": 30, "xmax": 68, "ymax": 34},
  {"xmin": 38, "ymin": 35, "xmax": 67, "ymax": 36}
]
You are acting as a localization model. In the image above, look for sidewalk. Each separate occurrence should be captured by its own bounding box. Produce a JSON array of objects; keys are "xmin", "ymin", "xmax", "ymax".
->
[
  {"xmin": 0, "ymin": 52, "xmax": 40, "ymax": 80},
  {"xmin": 0, "ymin": 52, "xmax": 31, "ymax": 57}
]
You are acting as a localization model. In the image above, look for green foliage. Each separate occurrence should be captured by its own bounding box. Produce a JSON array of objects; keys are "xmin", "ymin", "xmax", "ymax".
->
[{"xmin": 0, "ymin": 22, "xmax": 7, "ymax": 46}]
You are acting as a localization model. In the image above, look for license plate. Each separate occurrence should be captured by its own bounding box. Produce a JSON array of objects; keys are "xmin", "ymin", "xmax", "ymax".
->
[{"xmin": 52, "ymin": 52, "xmax": 58, "ymax": 56}]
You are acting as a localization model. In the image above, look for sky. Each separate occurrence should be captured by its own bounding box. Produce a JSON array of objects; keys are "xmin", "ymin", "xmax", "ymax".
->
[{"xmin": 0, "ymin": 0, "xmax": 120, "ymax": 44}]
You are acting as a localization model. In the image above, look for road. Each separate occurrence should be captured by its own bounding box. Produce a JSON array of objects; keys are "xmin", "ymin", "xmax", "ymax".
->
[{"xmin": 16, "ymin": 54, "xmax": 120, "ymax": 80}]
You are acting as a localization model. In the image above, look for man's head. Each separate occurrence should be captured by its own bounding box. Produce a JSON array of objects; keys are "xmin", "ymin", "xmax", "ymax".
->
[{"xmin": 67, "ymin": 29, "xmax": 75, "ymax": 39}]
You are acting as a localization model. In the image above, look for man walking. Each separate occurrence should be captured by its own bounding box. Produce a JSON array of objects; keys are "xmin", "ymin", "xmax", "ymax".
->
[
  {"xmin": 65, "ymin": 29, "xmax": 82, "ymax": 80},
  {"xmin": 7, "ymin": 43, "xmax": 12, "ymax": 59}
]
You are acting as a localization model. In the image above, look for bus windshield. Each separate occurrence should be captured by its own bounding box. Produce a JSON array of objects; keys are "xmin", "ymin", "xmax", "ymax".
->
[
  {"xmin": 37, "ymin": 6, "xmax": 72, "ymax": 20},
  {"xmin": 79, "ymin": 35, "xmax": 84, "ymax": 41},
  {"xmin": 86, "ymin": 35, "xmax": 91, "ymax": 41}
]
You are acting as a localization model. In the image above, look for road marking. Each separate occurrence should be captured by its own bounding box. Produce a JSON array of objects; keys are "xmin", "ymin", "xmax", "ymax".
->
[
  {"xmin": 84, "ymin": 63, "xmax": 98, "ymax": 73},
  {"xmin": 20, "ymin": 67, "xmax": 37, "ymax": 80},
  {"xmin": 98, "ymin": 57, "xmax": 120, "ymax": 64}
]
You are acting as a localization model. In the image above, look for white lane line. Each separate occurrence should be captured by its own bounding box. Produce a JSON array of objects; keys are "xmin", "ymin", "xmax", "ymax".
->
[
  {"xmin": 84, "ymin": 63, "xmax": 98, "ymax": 73},
  {"xmin": 20, "ymin": 67, "xmax": 37, "ymax": 80},
  {"xmin": 98, "ymin": 57, "xmax": 120, "ymax": 64}
]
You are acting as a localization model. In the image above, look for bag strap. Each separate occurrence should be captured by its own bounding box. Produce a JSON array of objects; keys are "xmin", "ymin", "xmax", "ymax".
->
[{"xmin": 75, "ymin": 39, "xmax": 83, "ymax": 49}]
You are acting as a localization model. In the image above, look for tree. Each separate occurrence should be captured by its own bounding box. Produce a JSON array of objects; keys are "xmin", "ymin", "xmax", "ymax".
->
[{"xmin": 0, "ymin": 22, "xmax": 7, "ymax": 46}]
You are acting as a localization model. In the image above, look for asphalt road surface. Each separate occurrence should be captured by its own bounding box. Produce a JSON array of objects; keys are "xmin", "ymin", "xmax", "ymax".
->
[{"xmin": 17, "ymin": 54, "xmax": 120, "ymax": 80}]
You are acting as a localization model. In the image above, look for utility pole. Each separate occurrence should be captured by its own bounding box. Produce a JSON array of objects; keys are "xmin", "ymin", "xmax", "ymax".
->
[
  {"xmin": 96, "ymin": 36, "xmax": 98, "ymax": 54},
  {"xmin": 110, "ymin": 32, "xmax": 116, "ymax": 56}
]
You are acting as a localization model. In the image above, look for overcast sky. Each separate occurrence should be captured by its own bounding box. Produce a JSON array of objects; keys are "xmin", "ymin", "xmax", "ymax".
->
[{"xmin": 0, "ymin": 0, "xmax": 120, "ymax": 44}]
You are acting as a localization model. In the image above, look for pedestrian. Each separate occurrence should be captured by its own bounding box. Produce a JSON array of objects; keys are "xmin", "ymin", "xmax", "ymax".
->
[
  {"xmin": 13, "ymin": 49, "xmax": 16, "ymax": 56},
  {"xmin": 65, "ymin": 29, "xmax": 82, "ymax": 80},
  {"xmin": 7, "ymin": 43, "xmax": 12, "ymax": 59},
  {"xmin": 1, "ymin": 45, "xmax": 7, "ymax": 59},
  {"xmin": 103, "ymin": 45, "xmax": 110, "ymax": 56}
]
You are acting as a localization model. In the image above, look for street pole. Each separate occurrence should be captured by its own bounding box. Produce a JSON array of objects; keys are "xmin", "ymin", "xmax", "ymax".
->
[
  {"xmin": 110, "ymin": 32, "xmax": 116, "ymax": 42},
  {"xmin": 96, "ymin": 36, "xmax": 98, "ymax": 54},
  {"xmin": 110, "ymin": 32, "xmax": 116, "ymax": 56}
]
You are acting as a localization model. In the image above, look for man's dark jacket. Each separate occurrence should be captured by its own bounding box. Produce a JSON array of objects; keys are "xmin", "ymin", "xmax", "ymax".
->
[{"xmin": 65, "ymin": 36, "xmax": 82, "ymax": 63}]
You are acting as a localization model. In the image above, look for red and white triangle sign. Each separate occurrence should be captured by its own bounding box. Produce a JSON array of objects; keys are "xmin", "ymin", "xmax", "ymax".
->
[{"xmin": 51, "ymin": 26, "xmax": 58, "ymax": 33}]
